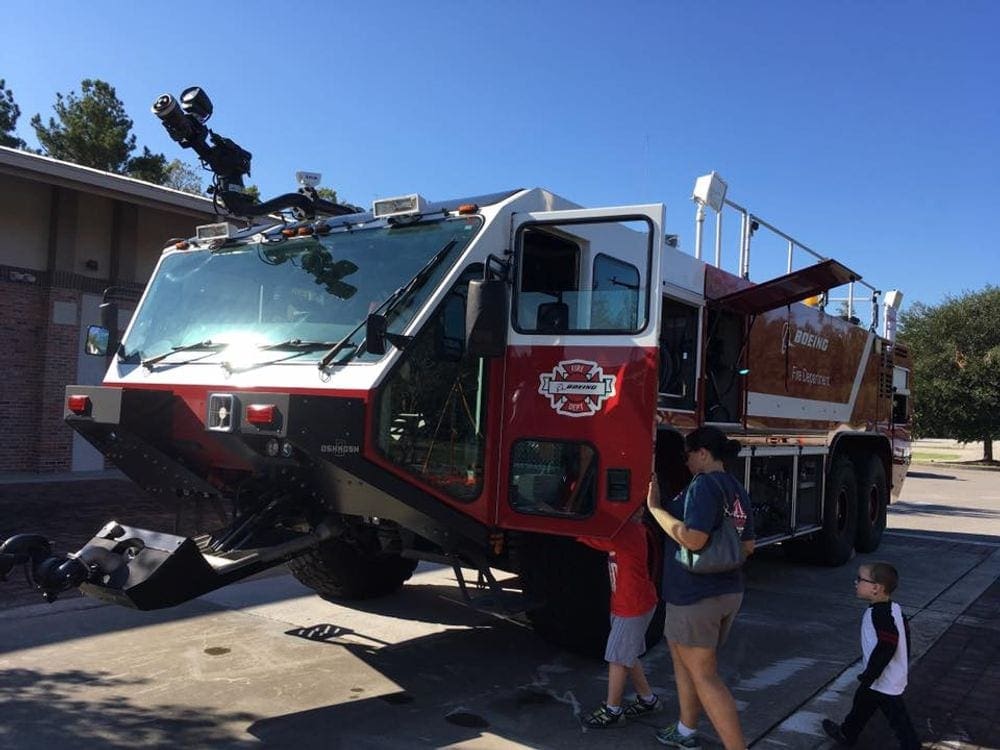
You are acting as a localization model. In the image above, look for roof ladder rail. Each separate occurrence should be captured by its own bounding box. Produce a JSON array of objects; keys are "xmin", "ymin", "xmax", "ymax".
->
[{"xmin": 692, "ymin": 172, "xmax": 883, "ymax": 329}]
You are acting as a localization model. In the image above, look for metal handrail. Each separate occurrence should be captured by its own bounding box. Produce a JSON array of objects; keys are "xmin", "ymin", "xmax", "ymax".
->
[{"xmin": 693, "ymin": 193, "xmax": 881, "ymax": 329}]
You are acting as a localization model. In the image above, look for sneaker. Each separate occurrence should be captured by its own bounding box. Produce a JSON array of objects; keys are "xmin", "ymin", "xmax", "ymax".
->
[
  {"xmin": 624, "ymin": 694, "xmax": 662, "ymax": 716},
  {"xmin": 822, "ymin": 718, "xmax": 852, "ymax": 745},
  {"xmin": 583, "ymin": 703, "xmax": 626, "ymax": 728},
  {"xmin": 655, "ymin": 721, "xmax": 702, "ymax": 749}
]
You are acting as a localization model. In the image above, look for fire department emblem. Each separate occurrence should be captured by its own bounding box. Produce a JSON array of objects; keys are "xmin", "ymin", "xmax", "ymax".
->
[{"xmin": 538, "ymin": 359, "xmax": 617, "ymax": 417}]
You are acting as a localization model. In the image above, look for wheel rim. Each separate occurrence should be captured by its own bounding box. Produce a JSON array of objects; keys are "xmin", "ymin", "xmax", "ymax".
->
[{"xmin": 837, "ymin": 488, "xmax": 849, "ymax": 531}]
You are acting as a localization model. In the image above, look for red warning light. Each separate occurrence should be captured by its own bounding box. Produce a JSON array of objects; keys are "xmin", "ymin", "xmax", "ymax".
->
[{"xmin": 67, "ymin": 394, "xmax": 91, "ymax": 415}]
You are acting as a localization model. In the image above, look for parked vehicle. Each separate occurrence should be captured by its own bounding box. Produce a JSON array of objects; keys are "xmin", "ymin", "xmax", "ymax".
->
[{"xmin": 1, "ymin": 89, "xmax": 911, "ymax": 656}]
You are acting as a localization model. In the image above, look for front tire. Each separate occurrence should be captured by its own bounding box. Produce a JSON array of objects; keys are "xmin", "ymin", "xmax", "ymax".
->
[
  {"xmin": 818, "ymin": 457, "xmax": 858, "ymax": 566},
  {"xmin": 517, "ymin": 532, "xmax": 665, "ymax": 659},
  {"xmin": 855, "ymin": 456, "xmax": 888, "ymax": 553},
  {"xmin": 518, "ymin": 534, "xmax": 610, "ymax": 658},
  {"xmin": 288, "ymin": 527, "xmax": 418, "ymax": 600}
]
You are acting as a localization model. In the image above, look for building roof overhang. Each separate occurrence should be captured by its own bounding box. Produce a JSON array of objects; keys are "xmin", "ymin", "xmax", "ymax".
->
[{"xmin": 0, "ymin": 145, "xmax": 214, "ymax": 218}]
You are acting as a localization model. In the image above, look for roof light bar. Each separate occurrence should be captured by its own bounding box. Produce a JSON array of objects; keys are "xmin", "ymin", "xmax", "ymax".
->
[
  {"xmin": 372, "ymin": 194, "xmax": 427, "ymax": 220},
  {"xmin": 195, "ymin": 222, "xmax": 236, "ymax": 242}
]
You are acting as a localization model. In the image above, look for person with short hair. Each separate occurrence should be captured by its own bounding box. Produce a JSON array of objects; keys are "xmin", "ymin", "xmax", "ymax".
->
[
  {"xmin": 822, "ymin": 561, "xmax": 920, "ymax": 749},
  {"xmin": 578, "ymin": 507, "xmax": 661, "ymax": 728},
  {"xmin": 646, "ymin": 426, "xmax": 755, "ymax": 750}
]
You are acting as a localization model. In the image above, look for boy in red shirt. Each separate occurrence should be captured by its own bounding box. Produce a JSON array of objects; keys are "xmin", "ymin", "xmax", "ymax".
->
[{"xmin": 578, "ymin": 509, "xmax": 661, "ymax": 728}]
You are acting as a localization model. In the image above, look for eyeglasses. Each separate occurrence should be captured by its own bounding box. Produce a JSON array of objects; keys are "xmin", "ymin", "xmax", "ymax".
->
[{"xmin": 854, "ymin": 576, "xmax": 877, "ymax": 585}]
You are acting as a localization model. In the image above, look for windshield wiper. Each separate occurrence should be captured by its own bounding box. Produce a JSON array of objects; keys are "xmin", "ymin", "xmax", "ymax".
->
[
  {"xmin": 318, "ymin": 238, "xmax": 459, "ymax": 370},
  {"xmin": 142, "ymin": 340, "xmax": 227, "ymax": 369},
  {"xmin": 317, "ymin": 328, "xmax": 363, "ymax": 369},
  {"xmin": 220, "ymin": 339, "xmax": 352, "ymax": 374},
  {"xmin": 260, "ymin": 339, "xmax": 337, "ymax": 351},
  {"xmin": 373, "ymin": 239, "xmax": 458, "ymax": 321}
]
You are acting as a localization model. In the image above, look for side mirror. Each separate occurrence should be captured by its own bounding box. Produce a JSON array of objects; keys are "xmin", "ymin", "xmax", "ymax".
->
[
  {"xmin": 99, "ymin": 300, "xmax": 118, "ymax": 332},
  {"xmin": 466, "ymin": 278, "xmax": 507, "ymax": 358},
  {"xmin": 98, "ymin": 300, "xmax": 119, "ymax": 357},
  {"xmin": 85, "ymin": 325, "xmax": 111, "ymax": 356},
  {"xmin": 434, "ymin": 292, "xmax": 465, "ymax": 363},
  {"xmin": 366, "ymin": 313, "xmax": 388, "ymax": 355},
  {"xmin": 365, "ymin": 313, "xmax": 411, "ymax": 356}
]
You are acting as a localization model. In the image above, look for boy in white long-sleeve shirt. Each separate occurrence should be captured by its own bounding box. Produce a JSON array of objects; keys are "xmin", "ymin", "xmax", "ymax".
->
[{"xmin": 823, "ymin": 561, "xmax": 919, "ymax": 749}]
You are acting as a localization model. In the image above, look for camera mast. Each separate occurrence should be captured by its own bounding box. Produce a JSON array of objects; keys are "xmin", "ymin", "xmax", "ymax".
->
[{"xmin": 152, "ymin": 87, "xmax": 359, "ymax": 221}]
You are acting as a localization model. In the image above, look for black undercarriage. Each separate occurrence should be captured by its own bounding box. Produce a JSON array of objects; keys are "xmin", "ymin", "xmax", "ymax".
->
[{"xmin": 1, "ymin": 384, "xmax": 496, "ymax": 610}]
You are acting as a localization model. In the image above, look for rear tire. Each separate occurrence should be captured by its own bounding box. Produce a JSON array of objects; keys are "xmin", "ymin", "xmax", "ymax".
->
[
  {"xmin": 855, "ymin": 456, "xmax": 888, "ymax": 553},
  {"xmin": 818, "ymin": 457, "xmax": 858, "ymax": 566},
  {"xmin": 288, "ymin": 528, "xmax": 418, "ymax": 600}
]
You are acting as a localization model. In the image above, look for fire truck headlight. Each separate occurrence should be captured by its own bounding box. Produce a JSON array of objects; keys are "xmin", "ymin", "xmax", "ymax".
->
[{"xmin": 265, "ymin": 439, "xmax": 280, "ymax": 457}]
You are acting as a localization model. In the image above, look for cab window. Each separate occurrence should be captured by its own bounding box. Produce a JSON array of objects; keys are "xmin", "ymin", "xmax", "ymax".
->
[
  {"xmin": 509, "ymin": 439, "xmax": 597, "ymax": 518},
  {"xmin": 514, "ymin": 219, "xmax": 651, "ymax": 334},
  {"xmin": 375, "ymin": 265, "xmax": 488, "ymax": 500}
]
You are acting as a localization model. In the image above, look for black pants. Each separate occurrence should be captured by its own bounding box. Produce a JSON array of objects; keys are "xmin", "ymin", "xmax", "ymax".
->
[{"xmin": 841, "ymin": 685, "xmax": 920, "ymax": 749}]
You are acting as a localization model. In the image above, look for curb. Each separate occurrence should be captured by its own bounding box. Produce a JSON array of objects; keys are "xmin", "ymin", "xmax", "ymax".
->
[{"xmin": 908, "ymin": 461, "xmax": 1000, "ymax": 473}]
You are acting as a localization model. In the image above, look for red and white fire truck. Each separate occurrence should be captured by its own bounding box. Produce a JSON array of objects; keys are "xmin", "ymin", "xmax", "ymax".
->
[{"xmin": 0, "ymin": 89, "xmax": 911, "ymax": 655}]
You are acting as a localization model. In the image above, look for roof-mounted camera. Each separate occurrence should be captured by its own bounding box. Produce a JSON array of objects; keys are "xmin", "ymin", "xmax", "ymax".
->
[
  {"xmin": 151, "ymin": 87, "xmax": 213, "ymax": 146},
  {"xmin": 153, "ymin": 86, "xmax": 358, "ymax": 221}
]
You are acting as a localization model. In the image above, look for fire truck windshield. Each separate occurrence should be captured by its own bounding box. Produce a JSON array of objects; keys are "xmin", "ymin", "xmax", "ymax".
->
[{"xmin": 122, "ymin": 216, "xmax": 482, "ymax": 364}]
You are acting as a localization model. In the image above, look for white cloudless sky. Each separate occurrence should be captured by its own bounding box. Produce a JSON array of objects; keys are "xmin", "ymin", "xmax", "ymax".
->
[{"xmin": 2, "ymin": 0, "xmax": 997, "ymax": 311}]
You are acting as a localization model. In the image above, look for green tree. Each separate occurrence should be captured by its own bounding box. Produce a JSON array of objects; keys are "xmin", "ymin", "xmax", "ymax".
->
[
  {"xmin": 31, "ymin": 79, "xmax": 139, "ymax": 172},
  {"xmin": 126, "ymin": 146, "xmax": 168, "ymax": 184},
  {"xmin": 899, "ymin": 285, "xmax": 1000, "ymax": 462},
  {"xmin": 316, "ymin": 185, "xmax": 361, "ymax": 212},
  {"xmin": 31, "ymin": 79, "xmax": 175, "ymax": 186},
  {"xmin": 0, "ymin": 78, "xmax": 27, "ymax": 149},
  {"xmin": 316, "ymin": 186, "xmax": 338, "ymax": 203},
  {"xmin": 162, "ymin": 159, "xmax": 203, "ymax": 194}
]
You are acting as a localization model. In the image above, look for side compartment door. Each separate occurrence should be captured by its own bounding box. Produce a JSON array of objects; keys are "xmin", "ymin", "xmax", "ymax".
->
[{"xmin": 495, "ymin": 205, "xmax": 664, "ymax": 538}]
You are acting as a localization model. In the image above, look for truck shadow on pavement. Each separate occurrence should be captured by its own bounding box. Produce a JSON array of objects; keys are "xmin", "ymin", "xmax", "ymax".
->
[
  {"xmin": 0, "ymin": 576, "xmax": 506, "ymax": 655},
  {"xmin": 905, "ymin": 470, "xmax": 958, "ymax": 480},
  {"xmin": 888, "ymin": 502, "xmax": 1000, "ymax": 519},
  {"xmin": 247, "ymin": 624, "xmax": 672, "ymax": 750},
  {"xmin": 0, "ymin": 667, "xmax": 257, "ymax": 749}
]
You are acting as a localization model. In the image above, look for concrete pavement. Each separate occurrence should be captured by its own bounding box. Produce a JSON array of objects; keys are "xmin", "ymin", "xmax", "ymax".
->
[{"xmin": 1, "ymin": 464, "xmax": 999, "ymax": 748}]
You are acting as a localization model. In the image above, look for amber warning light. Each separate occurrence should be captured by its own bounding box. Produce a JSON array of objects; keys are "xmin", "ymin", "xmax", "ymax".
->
[{"xmin": 67, "ymin": 394, "xmax": 91, "ymax": 415}]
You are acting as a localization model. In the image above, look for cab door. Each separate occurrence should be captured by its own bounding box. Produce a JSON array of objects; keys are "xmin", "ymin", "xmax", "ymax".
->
[{"xmin": 494, "ymin": 205, "xmax": 664, "ymax": 538}]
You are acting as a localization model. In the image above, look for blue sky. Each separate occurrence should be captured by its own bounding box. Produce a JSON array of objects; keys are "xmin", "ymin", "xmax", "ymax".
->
[{"xmin": 2, "ymin": 1, "xmax": 997, "ymax": 313}]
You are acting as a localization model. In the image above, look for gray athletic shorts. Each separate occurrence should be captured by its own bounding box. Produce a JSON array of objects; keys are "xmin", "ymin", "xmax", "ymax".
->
[
  {"xmin": 664, "ymin": 592, "xmax": 743, "ymax": 649},
  {"xmin": 605, "ymin": 606, "xmax": 657, "ymax": 666}
]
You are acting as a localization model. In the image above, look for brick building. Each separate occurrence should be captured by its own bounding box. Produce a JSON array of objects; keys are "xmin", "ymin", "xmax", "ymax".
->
[{"xmin": 0, "ymin": 145, "xmax": 214, "ymax": 475}]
